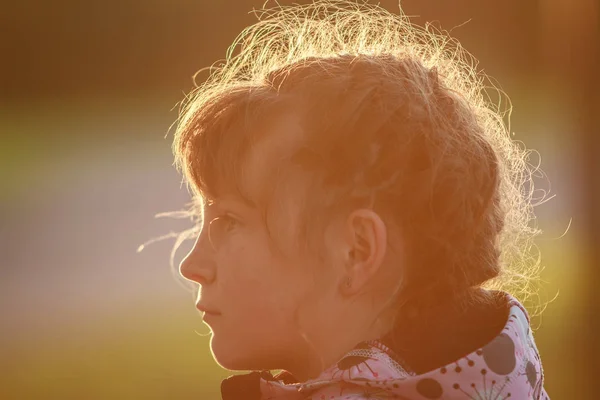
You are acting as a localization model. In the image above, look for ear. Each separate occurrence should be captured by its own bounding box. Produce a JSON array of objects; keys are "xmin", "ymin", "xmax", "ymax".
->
[{"xmin": 340, "ymin": 209, "xmax": 387, "ymax": 295}]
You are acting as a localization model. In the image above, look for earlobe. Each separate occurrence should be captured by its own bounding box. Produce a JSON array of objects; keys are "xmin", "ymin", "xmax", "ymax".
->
[
  {"xmin": 344, "ymin": 276, "xmax": 352, "ymax": 289},
  {"xmin": 340, "ymin": 275, "xmax": 355, "ymax": 296}
]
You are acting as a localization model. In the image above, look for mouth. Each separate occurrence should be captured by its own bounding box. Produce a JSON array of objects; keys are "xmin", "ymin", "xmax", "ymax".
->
[{"xmin": 196, "ymin": 304, "xmax": 222, "ymax": 316}]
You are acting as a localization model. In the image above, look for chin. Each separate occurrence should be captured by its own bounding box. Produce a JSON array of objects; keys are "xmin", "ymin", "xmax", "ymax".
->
[
  {"xmin": 209, "ymin": 335, "xmax": 281, "ymax": 371},
  {"xmin": 210, "ymin": 336, "xmax": 253, "ymax": 370}
]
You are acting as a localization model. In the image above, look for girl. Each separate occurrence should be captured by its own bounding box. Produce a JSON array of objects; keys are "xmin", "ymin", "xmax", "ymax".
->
[{"xmin": 172, "ymin": 1, "xmax": 549, "ymax": 398}]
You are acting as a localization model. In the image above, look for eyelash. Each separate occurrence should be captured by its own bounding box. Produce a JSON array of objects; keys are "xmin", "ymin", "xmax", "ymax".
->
[
  {"xmin": 214, "ymin": 214, "xmax": 240, "ymax": 231},
  {"xmin": 207, "ymin": 213, "xmax": 241, "ymax": 248}
]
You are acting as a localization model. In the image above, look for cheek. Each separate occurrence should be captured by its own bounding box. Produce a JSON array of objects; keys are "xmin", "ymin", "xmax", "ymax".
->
[{"xmin": 217, "ymin": 238, "xmax": 305, "ymax": 325}]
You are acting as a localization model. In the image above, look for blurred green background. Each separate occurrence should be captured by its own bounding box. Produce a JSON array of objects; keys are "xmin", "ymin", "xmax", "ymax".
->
[{"xmin": 1, "ymin": 0, "xmax": 598, "ymax": 399}]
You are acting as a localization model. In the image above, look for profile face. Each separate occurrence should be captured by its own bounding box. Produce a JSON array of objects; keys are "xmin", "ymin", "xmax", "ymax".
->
[{"xmin": 179, "ymin": 112, "xmax": 342, "ymax": 372}]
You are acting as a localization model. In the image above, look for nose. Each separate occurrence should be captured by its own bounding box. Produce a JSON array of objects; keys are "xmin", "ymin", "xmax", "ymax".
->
[{"xmin": 179, "ymin": 229, "xmax": 216, "ymax": 286}]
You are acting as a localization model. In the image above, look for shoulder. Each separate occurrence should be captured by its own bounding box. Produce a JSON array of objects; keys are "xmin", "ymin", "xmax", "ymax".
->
[{"xmin": 324, "ymin": 396, "xmax": 404, "ymax": 400}]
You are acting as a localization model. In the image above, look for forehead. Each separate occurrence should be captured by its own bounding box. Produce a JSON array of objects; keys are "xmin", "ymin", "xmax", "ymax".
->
[{"xmin": 241, "ymin": 111, "xmax": 306, "ymax": 203}]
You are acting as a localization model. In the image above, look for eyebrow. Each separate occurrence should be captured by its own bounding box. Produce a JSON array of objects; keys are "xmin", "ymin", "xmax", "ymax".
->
[{"xmin": 205, "ymin": 197, "xmax": 255, "ymax": 216}]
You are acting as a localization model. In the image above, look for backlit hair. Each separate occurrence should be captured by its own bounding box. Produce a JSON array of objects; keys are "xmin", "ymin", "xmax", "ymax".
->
[{"xmin": 170, "ymin": 0, "xmax": 545, "ymax": 313}]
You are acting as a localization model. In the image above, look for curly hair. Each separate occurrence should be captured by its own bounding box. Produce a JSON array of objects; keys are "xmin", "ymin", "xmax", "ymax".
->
[{"xmin": 169, "ymin": 0, "xmax": 543, "ymax": 316}]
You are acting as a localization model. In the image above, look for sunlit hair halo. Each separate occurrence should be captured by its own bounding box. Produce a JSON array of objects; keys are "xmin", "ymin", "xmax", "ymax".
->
[{"xmin": 161, "ymin": 0, "xmax": 547, "ymax": 318}]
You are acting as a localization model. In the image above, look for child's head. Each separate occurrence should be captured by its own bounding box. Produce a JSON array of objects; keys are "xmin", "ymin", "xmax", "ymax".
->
[{"xmin": 174, "ymin": 1, "xmax": 539, "ymax": 379}]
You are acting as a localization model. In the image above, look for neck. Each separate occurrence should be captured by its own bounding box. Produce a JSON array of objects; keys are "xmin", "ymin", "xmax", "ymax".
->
[{"xmin": 286, "ymin": 309, "xmax": 395, "ymax": 382}]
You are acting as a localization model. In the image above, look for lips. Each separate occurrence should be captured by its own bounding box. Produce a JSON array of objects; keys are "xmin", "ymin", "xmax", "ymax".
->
[{"xmin": 196, "ymin": 304, "xmax": 221, "ymax": 315}]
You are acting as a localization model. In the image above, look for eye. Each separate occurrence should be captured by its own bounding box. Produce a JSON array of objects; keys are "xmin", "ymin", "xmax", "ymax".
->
[
  {"xmin": 208, "ymin": 214, "xmax": 241, "ymax": 249},
  {"xmin": 219, "ymin": 214, "xmax": 239, "ymax": 232}
]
